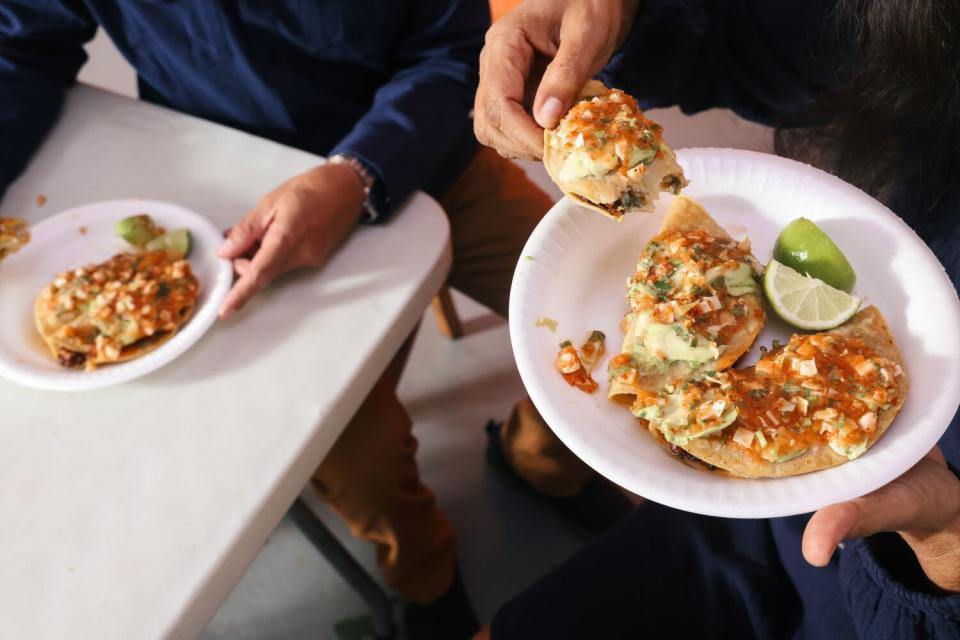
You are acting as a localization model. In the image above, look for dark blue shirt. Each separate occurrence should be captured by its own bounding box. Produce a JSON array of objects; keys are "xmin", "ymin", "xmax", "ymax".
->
[
  {"xmin": 0, "ymin": 0, "xmax": 488, "ymax": 217},
  {"xmin": 495, "ymin": 2, "xmax": 960, "ymax": 638}
]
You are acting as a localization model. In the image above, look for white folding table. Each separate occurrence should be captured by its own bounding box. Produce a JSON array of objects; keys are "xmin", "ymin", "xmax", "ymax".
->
[{"xmin": 0, "ymin": 85, "xmax": 451, "ymax": 639}]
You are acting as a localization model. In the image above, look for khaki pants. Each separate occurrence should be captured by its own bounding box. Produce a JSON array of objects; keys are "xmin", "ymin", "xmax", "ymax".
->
[{"xmin": 311, "ymin": 148, "xmax": 594, "ymax": 603}]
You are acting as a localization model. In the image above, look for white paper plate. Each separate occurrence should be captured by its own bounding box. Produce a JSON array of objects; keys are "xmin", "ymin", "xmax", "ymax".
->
[
  {"xmin": 510, "ymin": 148, "xmax": 960, "ymax": 518},
  {"xmin": 0, "ymin": 199, "xmax": 232, "ymax": 391}
]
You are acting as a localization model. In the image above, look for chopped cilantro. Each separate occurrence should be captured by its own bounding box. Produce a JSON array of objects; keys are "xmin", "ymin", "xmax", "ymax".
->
[
  {"xmin": 157, "ymin": 283, "xmax": 171, "ymax": 298},
  {"xmin": 559, "ymin": 340, "xmax": 572, "ymax": 349},
  {"xmin": 749, "ymin": 388, "xmax": 768, "ymax": 400},
  {"xmin": 654, "ymin": 280, "xmax": 672, "ymax": 293},
  {"xmin": 732, "ymin": 305, "xmax": 745, "ymax": 317},
  {"xmin": 588, "ymin": 330, "xmax": 606, "ymax": 342}
]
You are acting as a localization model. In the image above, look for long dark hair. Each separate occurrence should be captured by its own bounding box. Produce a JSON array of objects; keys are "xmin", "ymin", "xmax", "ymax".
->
[{"xmin": 776, "ymin": 0, "xmax": 960, "ymax": 217}]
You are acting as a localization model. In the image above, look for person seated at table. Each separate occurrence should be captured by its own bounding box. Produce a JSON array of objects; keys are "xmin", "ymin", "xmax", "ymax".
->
[
  {"xmin": 0, "ymin": 2, "xmax": 633, "ymax": 637},
  {"xmin": 473, "ymin": 0, "xmax": 960, "ymax": 637}
]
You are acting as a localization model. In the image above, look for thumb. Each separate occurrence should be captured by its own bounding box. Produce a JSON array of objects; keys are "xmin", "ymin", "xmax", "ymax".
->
[
  {"xmin": 218, "ymin": 208, "xmax": 273, "ymax": 259},
  {"xmin": 802, "ymin": 502, "xmax": 861, "ymax": 567},
  {"xmin": 533, "ymin": 15, "xmax": 609, "ymax": 128}
]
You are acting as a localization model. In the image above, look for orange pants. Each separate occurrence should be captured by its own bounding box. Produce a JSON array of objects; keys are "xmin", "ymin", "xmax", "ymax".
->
[{"xmin": 310, "ymin": 148, "xmax": 594, "ymax": 603}]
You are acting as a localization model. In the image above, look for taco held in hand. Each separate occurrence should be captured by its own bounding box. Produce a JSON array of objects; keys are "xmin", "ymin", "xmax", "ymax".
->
[{"xmin": 544, "ymin": 80, "xmax": 688, "ymax": 220}]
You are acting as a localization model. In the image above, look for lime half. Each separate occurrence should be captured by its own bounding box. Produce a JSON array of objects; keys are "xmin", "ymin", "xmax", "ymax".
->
[
  {"xmin": 772, "ymin": 218, "xmax": 856, "ymax": 292},
  {"xmin": 763, "ymin": 259, "xmax": 861, "ymax": 330},
  {"xmin": 116, "ymin": 214, "xmax": 163, "ymax": 248},
  {"xmin": 145, "ymin": 228, "xmax": 192, "ymax": 260}
]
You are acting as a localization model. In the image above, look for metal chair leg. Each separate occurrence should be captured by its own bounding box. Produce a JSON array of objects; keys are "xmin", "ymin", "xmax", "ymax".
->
[{"xmin": 289, "ymin": 499, "xmax": 397, "ymax": 639}]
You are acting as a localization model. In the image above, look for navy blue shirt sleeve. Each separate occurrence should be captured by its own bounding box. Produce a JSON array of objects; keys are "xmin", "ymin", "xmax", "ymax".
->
[
  {"xmin": 839, "ymin": 535, "xmax": 960, "ymax": 639},
  {"xmin": 599, "ymin": 0, "xmax": 834, "ymax": 124},
  {"xmin": 330, "ymin": 0, "xmax": 487, "ymax": 218},
  {"xmin": 0, "ymin": 0, "xmax": 95, "ymax": 199}
]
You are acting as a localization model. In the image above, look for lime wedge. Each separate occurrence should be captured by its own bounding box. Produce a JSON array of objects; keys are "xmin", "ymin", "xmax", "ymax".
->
[
  {"xmin": 772, "ymin": 218, "xmax": 856, "ymax": 292},
  {"xmin": 763, "ymin": 259, "xmax": 861, "ymax": 330},
  {"xmin": 116, "ymin": 214, "xmax": 163, "ymax": 248},
  {"xmin": 145, "ymin": 228, "xmax": 192, "ymax": 260}
]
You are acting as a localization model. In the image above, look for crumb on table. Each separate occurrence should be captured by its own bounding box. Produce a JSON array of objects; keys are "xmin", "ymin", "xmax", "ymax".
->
[
  {"xmin": 78, "ymin": 226, "xmax": 88, "ymax": 235},
  {"xmin": 36, "ymin": 195, "xmax": 47, "ymax": 207}
]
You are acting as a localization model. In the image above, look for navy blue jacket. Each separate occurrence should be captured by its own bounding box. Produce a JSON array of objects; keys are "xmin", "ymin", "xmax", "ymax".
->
[
  {"xmin": 494, "ymin": 2, "xmax": 960, "ymax": 638},
  {"xmin": 0, "ymin": 0, "xmax": 487, "ymax": 217}
]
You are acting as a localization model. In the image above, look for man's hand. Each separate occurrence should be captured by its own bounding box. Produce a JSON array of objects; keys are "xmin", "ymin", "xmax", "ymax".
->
[
  {"xmin": 804, "ymin": 447, "xmax": 960, "ymax": 592},
  {"xmin": 217, "ymin": 163, "xmax": 365, "ymax": 319},
  {"xmin": 474, "ymin": 0, "xmax": 640, "ymax": 160}
]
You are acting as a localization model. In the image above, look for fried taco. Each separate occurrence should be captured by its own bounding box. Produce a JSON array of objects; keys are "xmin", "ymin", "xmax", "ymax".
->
[
  {"xmin": 544, "ymin": 80, "xmax": 688, "ymax": 220},
  {"xmin": 0, "ymin": 217, "xmax": 29, "ymax": 263},
  {"xmin": 638, "ymin": 306, "xmax": 907, "ymax": 477},
  {"xmin": 34, "ymin": 250, "xmax": 199, "ymax": 370},
  {"xmin": 607, "ymin": 196, "xmax": 766, "ymax": 402}
]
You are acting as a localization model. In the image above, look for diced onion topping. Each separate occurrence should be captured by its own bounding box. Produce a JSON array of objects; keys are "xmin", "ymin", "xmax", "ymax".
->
[
  {"xmin": 557, "ymin": 352, "xmax": 581, "ymax": 374},
  {"xmin": 797, "ymin": 359, "xmax": 818, "ymax": 377},
  {"xmin": 732, "ymin": 427, "xmax": 755, "ymax": 448}
]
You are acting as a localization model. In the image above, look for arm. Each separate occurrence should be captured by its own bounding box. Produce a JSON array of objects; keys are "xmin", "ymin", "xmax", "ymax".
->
[
  {"xmin": 330, "ymin": 0, "xmax": 489, "ymax": 218},
  {"xmin": 217, "ymin": 0, "xmax": 488, "ymax": 317},
  {"xmin": 0, "ymin": 0, "xmax": 96, "ymax": 198},
  {"xmin": 474, "ymin": 0, "xmax": 834, "ymax": 159},
  {"xmin": 599, "ymin": 0, "xmax": 834, "ymax": 123}
]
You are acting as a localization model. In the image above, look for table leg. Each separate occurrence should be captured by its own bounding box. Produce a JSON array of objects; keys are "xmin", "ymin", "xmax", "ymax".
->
[{"xmin": 289, "ymin": 498, "xmax": 397, "ymax": 640}]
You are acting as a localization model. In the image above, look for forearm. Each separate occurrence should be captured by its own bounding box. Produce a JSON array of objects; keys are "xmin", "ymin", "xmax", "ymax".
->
[
  {"xmin": 601, "ymin": 0, "xmax": 835, "ymax": 123},
  {"xmin": 0, "ymin": 0, "xmax": 95, "ymax": 195},
  {"xmin": 0, "ymin": 82, "xmax": 68, "ymax": 197},
  {"xmin": 330, "ymin": 0, "xmax": 487, "ymax": 219}
]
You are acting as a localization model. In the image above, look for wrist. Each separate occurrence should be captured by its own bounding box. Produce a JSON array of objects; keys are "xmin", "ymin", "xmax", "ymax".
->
[
  {"xmin": 328, "ymin": 153, "xmax": 382, "ymax": 222},
  {"xmin": 901, "ymin": 521, "xmax": 960, "ymax": 593}
]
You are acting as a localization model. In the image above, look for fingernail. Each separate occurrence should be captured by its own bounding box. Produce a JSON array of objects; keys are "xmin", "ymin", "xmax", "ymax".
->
[
  {"xmin": 217, "ymin": 239, "xmax": 234, "ymax": 258},
  {"xmin": 537, "ymin": 97, "xmax": 564, "ymax": 128}
]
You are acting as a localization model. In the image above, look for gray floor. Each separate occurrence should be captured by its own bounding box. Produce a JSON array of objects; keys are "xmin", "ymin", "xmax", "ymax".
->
[{"xmin": 201, "ymin": 292, "xmax": 586, "ymax": 639}]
